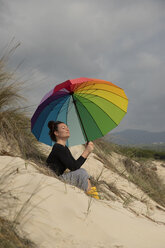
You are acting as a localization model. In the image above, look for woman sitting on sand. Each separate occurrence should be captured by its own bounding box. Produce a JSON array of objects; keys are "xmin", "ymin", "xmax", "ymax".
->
[{"xmin": 46, "ymin": 121, "xmax": 99, "ymax": 199}]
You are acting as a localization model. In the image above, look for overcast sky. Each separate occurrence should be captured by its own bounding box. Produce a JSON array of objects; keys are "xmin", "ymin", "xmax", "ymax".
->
[{"xmin": 0, "ymin": 0, "xmax": 165, "ymax": 133}]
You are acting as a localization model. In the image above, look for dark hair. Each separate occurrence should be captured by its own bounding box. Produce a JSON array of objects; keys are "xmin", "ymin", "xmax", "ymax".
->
[{"xmin": 48, "ymin": 121, "xmax": 64, "ymax": 142}]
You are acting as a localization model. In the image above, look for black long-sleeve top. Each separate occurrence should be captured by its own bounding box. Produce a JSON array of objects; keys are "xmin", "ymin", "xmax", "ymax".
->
[{"xmin": 46, "ymin": 143, "xmax": 86, "ymax": 176}]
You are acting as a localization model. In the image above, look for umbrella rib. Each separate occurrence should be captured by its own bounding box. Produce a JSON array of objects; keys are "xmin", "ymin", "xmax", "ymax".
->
[
  {"xmin": 76, "ymin": 87, "xmax": 128, "ymax": 100},
  {"xmin": 65, "ymin": 96, "xmax": 70, "ymax": 126},
  {"xmin": 72, "ymin": 95, "xmax": 89, "ymax": 142},
  {"xmin": 63, "ymin": 96, "xmax": 71, "ymax": 147},
  {"xmin": 75, "ymin": 98, "xmax": 105, "ymax": 138},
  {"xmin": 75, "ymin": 94, "xmax": 124, "ymax": 127},
  {"xmin": 32, "ymin": 92, "xmax": 70, "ymax": 124},
  {"xmin": 75, "ymin": 92, "xmax": 128, "ymax": 114},
  {"xmin": 74, "ymin": 81, "xmax": 125, "ymax": 94},
  {"xmin": 73, "ymin": 81, "xmax": 96, "ymax": 92},
  {"xmin": 74, "ymin": 81, "xmax": 121, "ymax": 92},
  {"xmin": 55, "ymin": 96, "xmax": 73, "ymax": 119},
  {"xmin": 38, "ymin": 96, "xmax": 70, "ymax": 140}
]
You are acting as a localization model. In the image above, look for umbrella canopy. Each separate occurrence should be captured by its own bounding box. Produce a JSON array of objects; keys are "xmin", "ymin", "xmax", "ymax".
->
[{"xmin": 31, "ymin": 77, "xmax": 128, "ymax": 147}]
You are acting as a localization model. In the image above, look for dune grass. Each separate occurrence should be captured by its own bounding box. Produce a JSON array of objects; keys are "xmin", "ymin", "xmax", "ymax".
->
[
  {"xmin": 0, "ymin": 48, "xmax": 47, "ymax": 163},
  {"xmin": 123, "ymin": 158, "xmax": 165, "ymax": 207},
  {"xmin": 94, "ymin": 138, "xmax": 165, "ymax": 207},
  {"xmin": 0, "ymin": 217, "xmax": 36, "ymax": 248},
  {"xmin": 0, "ymin": 47, "xmax": 47, "ymax": 247}
]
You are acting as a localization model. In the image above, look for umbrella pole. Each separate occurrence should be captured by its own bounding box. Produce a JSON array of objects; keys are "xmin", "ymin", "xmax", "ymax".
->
[{"xmin": 71, "ymin": 95, "xmax": 89, "ymax": 143}]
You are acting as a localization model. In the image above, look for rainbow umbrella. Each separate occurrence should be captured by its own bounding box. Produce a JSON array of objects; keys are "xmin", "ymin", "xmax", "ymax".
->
[{"xmin": 31, "ymin": 77, "xmax": 128, "ymax": 147}]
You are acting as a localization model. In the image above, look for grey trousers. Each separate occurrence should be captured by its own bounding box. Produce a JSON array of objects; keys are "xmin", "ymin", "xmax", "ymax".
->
[{"xmin": 59, "ymin": 168, "xmax": 90, "ymax": 192}]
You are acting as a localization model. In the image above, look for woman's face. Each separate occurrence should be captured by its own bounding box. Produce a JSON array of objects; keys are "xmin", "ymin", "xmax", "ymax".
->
[{"xmin": 55, "ymin": 123, "xmax": 70, "ymax": 140}]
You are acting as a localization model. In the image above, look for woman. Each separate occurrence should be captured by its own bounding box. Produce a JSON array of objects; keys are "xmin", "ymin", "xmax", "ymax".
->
[{"xmin": 46, "ymin": 121, "xmax": 99, "ymax": 198}]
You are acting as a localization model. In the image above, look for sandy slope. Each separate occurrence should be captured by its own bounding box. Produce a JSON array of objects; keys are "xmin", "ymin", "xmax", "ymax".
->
[{"xmin": 0, "ymin": 151, "xmax": 165, "ymax": 248}]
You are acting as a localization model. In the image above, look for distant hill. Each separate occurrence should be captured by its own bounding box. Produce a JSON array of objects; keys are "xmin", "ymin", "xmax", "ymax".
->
[{"xmin": 105, "ymin": 129, "xmax": 165, "ymax": 146}]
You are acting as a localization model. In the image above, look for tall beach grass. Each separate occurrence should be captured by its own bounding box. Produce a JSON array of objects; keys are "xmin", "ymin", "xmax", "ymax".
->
[
  {"xmin": 94, "ymin": 139, "xmax": 165, "ymax": 207},
  {"xmin": 0, "ymin": 46, "xmax": 47, "ymax": 247},
  {"xmin": 0, "ymin": 46, "xmax": 47, "ymax": 163}
]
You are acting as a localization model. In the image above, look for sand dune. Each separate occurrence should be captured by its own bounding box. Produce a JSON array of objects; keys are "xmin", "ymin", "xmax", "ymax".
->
[{"xmin": 0, "ymin": 149, "xmax": 165, "ymax": 248}]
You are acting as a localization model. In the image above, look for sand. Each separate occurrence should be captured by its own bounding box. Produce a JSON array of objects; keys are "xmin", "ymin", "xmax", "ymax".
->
[{"xmin": 0, "ymin": 152, "xmax": 165, "ymax": 248}]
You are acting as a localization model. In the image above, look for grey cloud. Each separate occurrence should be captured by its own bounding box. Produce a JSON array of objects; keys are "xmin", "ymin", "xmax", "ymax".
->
[{"xmin": 0, "ymin": 0, "xmax": 165, "ymax": 132}]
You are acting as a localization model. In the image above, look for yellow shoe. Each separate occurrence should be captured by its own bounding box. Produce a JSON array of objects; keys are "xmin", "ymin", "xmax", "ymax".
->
[{"xmin": 87, "ymin": 186, "xmax": 99, "ymax": 199}]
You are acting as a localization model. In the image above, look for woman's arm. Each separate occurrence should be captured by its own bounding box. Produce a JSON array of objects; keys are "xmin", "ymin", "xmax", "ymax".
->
[
  {"xmin": 81, "ymin": 142, "xmax": 94, "ymax": 159},
  {"xmin": 57, "ymin": 142, "xmax": 94, "ymax": 171}
]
